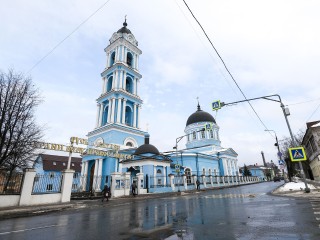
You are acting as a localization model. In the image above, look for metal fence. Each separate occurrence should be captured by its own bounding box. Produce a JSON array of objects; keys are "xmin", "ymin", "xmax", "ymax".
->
[
  {"xmin": 32, "ymin": 173, "xmax": 63, "ymax": 194},
  {"xmin": 72, "ymin": 175, "xmax": 111, "ymax": 193},
  {"xmin": 0, "ymin": 172, "xmax": 24, "ymax": 194},
  {"xmin": 149, "ymin": 175, "xmax": 171, "ymax": 188}
]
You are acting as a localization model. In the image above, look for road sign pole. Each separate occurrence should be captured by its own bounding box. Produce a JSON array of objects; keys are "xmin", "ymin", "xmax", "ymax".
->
[{"xmin": 281, "ymin": 102, "xmax": 310, "ymax": 192}]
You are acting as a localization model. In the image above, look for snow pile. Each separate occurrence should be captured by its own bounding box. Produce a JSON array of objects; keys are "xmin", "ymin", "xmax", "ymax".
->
[{"xmin": 277, "ymin": 182, "xmax": 316, "ymax": 192}]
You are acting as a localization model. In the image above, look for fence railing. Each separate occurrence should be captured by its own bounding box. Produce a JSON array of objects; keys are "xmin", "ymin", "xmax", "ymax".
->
[
  {"xmin": 32, "ymin": 173, "xmax": 63, "ymax": 194},
  {"xmin": 0, "ymin": 172, "xmax": 24, "ymax": 195},
  {"xmin": 149, "ymin": 175, "xmax": 171, "ymax": 188},
  {"xmin": 71, "ymin": 175, "xmax": 111, "ymax": 192}
]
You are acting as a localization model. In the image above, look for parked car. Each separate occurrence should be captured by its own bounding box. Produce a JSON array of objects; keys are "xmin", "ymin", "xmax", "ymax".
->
[{"xmin": 273, "ymin": 176, "xmax": 281, "ymax": 182}]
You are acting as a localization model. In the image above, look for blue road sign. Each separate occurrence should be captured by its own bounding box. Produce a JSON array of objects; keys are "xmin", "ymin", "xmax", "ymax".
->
[
  {"xmin": 289, "ymin": 147, "xmax": 307, "ymax": 161},
  {"xmin": 211, "ymin": 100, "xmax": 221, "ymax": 111}
]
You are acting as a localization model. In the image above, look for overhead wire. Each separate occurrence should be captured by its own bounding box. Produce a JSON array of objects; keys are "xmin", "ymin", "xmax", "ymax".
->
[
  {"xmin": 181, "ymin": 0, "xmax": 271, "ymax": 134},
  {"xmin": 27, "ymin": 0, "xmax": 112, "ymax": 74}
]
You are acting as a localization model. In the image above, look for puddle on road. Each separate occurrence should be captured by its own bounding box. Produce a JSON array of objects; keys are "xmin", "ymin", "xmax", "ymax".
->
[{"xmin": 123, "ymin": 226, "xmax": 195, "ymax": 240}]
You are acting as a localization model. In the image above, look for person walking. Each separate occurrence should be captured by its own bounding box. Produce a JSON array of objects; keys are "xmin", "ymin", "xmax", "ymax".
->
[
  {"xmin": 101, "ymin": 185, "xmax": 111, "ymax": 202},
  {"xmin": 196, "ymin": 179, "xmax": 200, "ymax": 190},
  {"xmin": 131, "ymin": 182, "xmax": 137, "ymax": 197}
]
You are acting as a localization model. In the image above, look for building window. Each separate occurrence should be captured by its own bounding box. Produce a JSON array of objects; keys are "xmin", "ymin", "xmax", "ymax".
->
[
  {"xmin": 73, "ymin": 173, "xmax": 78, "ymax": 178},
  {"xmin": 110, "ymin": 52, "xmax": 115, "ymax": 66},
  {"xmin": 201, "ymin": 129, "xmax": 205, "ymax": 139},
  {"xmin": 209, "ymin": 130, "xmax": 214, "ymax": 138},
  {"xmin": 127, "ymin": 52, "xmax": 133, "ymax": 67},
  {"xmin": 157, "ymin": 169, "xmax": 162, "ymax": 174},
  {"xmin": 192, "ymin": 131, "xmax": 196, "ymax": 140},
  {"xmin": 72, "ymin": 184, "xmax": 78, "ymax": 190},
  {"xmin": 209, "ymin": 169, "xmax": 212, "ymax": 175},
  {"xmin": 50, "ymin": 172, "xmax": 55, "ymax": 178},
  {"xmin": 126, "ymin": 142, "xmax": 133, "ymax": 147},
  {"xmin": 46, "ymin": 184, "xmax": 53, "ymax": 191},
  {"xmin": 185, "ymin": 168, "xmax": 191, "ymax": 184},
  {"xmin": 202, "ymin": 168, "xmax": 206, "ymax": 175},
  {"xmin": 157, "ymin": 178, "xmax": 162, "ymax": 185}
]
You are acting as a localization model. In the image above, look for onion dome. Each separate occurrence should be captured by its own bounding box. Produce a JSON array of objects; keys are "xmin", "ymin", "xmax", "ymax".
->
[
  {"xmin": 117, "ymin": 19, "xmax": 132, "ymax": 34},
  {"xmin": 186, "ymin": 103, "xmax": 216, "ymax": 126},
  {"xmin": 134, "ymin": 134, "xmax": 160, "ymax": 155}
]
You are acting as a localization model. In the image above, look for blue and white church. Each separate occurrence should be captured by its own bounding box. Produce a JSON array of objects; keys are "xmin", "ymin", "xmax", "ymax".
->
[{"xmin": 80, "ymin": 21, "xmax": 246, "ymax": 196}]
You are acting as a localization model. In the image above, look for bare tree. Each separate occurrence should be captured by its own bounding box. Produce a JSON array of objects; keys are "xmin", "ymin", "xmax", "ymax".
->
[
  {"xmin": 279, "ymin": 130, "xmax": 312, "ymax": 181},
  {"xmin": 0, "ymin": 69, "xmax": 43, "ymax": 174}
]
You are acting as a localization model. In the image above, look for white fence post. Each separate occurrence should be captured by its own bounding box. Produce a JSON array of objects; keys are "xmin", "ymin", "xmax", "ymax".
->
[
  {"xmin": 19, "ymin": 168, "xmax": 37, "ymax": 206},
  {"xmin": 60, "ymin": 169, "xmax": 75, "ymax": 203}
]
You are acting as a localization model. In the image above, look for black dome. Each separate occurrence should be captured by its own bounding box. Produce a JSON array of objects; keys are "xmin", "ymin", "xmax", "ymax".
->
[
  {"xmin": 186, "ymin": 104, "xmax": 216, "ymax": 126},
  {"xmin": 134, "ymin": 144, "xmax": 160, "ymax": 155},
  {"xmin": 117, "ymin": 21, "xmax": 132, "ymax": 34}
]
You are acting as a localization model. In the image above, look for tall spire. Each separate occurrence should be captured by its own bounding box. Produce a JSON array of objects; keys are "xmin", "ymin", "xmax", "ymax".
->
[{"xmin": 197, "ymin": 97, "xmax": 201, "ymax": 111}]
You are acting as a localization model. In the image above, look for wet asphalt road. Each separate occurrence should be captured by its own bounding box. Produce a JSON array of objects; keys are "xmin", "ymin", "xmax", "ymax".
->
[{"xmin": 0, "ymin": 182, "xmax": 319, "ymax": 240}]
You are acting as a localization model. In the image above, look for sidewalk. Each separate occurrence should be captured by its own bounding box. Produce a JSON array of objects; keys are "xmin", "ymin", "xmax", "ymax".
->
[{"xmin": 272, "ymin": 179, "xmax": 320, "ymax": 198}]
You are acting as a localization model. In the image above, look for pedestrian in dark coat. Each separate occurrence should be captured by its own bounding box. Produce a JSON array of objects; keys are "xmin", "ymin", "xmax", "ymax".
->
[
  {"xmin": 196, "ymin": 179, "xmax": 200, "ymax": 190},
  {"xmin": 131, "ymin": 182, "xmax": 137, "ymax": 197},
  {"xmin": 101, "ymin": 185, "xmax": 110, "ymax": 202}
]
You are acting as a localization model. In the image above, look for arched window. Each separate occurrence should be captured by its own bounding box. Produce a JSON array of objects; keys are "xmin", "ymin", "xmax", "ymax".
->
[
  {"xmin": 102, "ymin": 104, "xmax": 108, "ymax": 125},
  {"xmin": 125, "ymin": 106, "xmax": 133, "ymax": 126},
  {"xmin": 185, "ymin": 168, "xmax": 191, "ymax": 184},
  {"xmin": 192, "ymin": 131, "xmax": 196, "ymax": 140},
  {"xmin": 202, "ymin": 168, "xmax": 206, "ymax": 175},
  {"xmin": 110, "ymin": 52, "xmax": 115, "ymax": 66},
  {"xmin": 209, "ymin": 169, "xmax": 212, "ymax": 175},
  {"xmin": 126, "ymin": 142, "xmax": 133, "ymax": 147},
  {"xmin": 107, "ymin": 77, "xmax": 113, "ymax": 92},
  {"xmin": 126, "ymin": 77, "xmax": 133, "ymax": 93},
  {"xmin": 127, "ymin": 52, "xmax": 133, "ymax": 67},
  {"xmin": 156, "ymin": 169, "xmax": 162, "ymax": 174},
  {"xmin": 200, "ymin": 129, "xmax": 205, "ymax": 139}
]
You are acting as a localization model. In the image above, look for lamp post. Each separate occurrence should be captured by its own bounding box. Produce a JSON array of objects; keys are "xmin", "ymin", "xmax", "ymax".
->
[
  {"xmin": 220, "ymin": 94, "xmax": 309, "ymax": 192},
  {"xmin": 265, "ymin": 129, "xmax": 284, "ymax": 175},
  {"xmin": 173, "ymin": 128, "xmax": 206, "ymax": 193}
]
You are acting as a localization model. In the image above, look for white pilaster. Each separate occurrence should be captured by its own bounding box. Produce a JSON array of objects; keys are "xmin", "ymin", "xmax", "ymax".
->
[
  {"xmin": 119, "ymin": 70, "xmax": 123, "ymax": 89},
  {"xmin": 111, "ymin": 72, "xmax": 115, "ymax": 90},
  {"xmin": 99, "ymin": 104, "xmax": 104, "ymax": 126},
  {"xmin": 122, "ymin": 99, "xmax": 127, "ymax": 124},
  {"xmin": 123, "ymin": 72, "xmax": 127, "ymax": 90},
  {"xmin": 116, "ymin": 98, "xmax": 122, "ymax": 123},
  {"xmin": 115, "ymin": 70, "xmax": 119, "ymax": 90},
  {"xmin": 106, "ymin": 52, "xmax": 110, "ymax": 68},
  {"xmin": 107, "ymin": 100, "xmax": 112, "ymax": 123},
  {"xmin": 110, "ymin": 98, "xmax": 116, "ymax": 123},
  {"xmin": 136, "ymin": 55, "xmax": 139, "ymax": 70},
  {"xmin": 96, "ymin": 104, "xmax": 100, "ymax": 127},
  {"xmin": 133, "ymin": 104, "xmax": 137, "ymax": 128},
  {"xmin": 137, "ymin": 104, "xmax": 141, "ymax": 128}
]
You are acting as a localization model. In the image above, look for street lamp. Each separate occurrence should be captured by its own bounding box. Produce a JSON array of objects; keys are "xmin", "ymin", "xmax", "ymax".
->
[
  {"xmin": 220, "ymin": 94, "xmax": 310, "ymax": 192},
  {"xmin": 265, "ymin": 129, "xmax": 283, "ymax": 168},
  {"xmin": 173, "ymin": 128, "xmax": 206, "ymax": 193}
]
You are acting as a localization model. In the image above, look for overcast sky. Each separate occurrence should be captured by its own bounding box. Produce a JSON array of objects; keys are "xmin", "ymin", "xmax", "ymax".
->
[{"xmin": 1, "ymin": 0, "xmax": 320, "ymax": 167}]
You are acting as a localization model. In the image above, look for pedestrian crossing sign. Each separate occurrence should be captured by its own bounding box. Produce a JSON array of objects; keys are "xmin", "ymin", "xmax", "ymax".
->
[
  {"xmin": 211, "ymin": 100, "xmax": 221, "ymax": 111},
  {"xmin": 289, "ymin": 147, "xmax": 307, "ymax": 162}
]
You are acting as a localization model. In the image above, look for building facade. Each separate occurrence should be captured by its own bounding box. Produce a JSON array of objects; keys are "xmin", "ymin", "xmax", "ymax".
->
[{"xmin": 302, "ymin": 121, "xmax": 320, "ymax": 180}]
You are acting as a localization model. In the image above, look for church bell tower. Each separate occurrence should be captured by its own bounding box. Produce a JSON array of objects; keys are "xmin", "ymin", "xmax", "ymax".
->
[{"xmin": 87, "ymin": 20, "xmax": 146, "ymax": 148}]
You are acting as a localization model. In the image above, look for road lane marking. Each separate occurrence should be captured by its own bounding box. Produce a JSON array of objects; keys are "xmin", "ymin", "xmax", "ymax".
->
[{"xmin": 0, "ymin": 224, "xmax": 62, "ymax": 235}]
